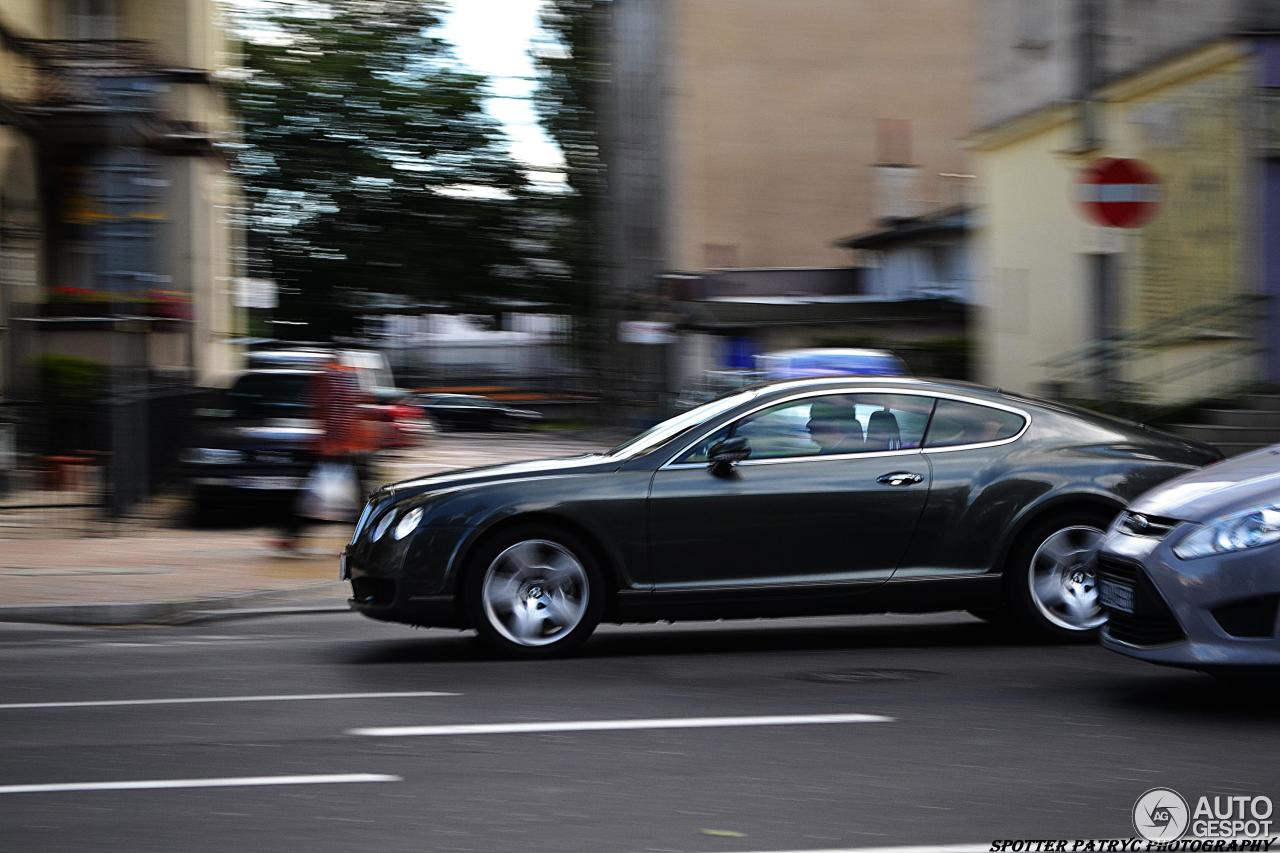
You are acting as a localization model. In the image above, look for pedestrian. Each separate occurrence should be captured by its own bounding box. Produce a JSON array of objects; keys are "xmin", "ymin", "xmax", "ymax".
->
[{"xmin": 276, "ymin": 359, "xmax": 372, "ymax": 552}]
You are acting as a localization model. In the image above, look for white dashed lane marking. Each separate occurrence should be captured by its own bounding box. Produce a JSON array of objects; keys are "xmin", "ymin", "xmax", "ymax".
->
[
  {"xmin": 0, "ymin": 774, "xmax": 401, "ymax": 795},
  {"xmin": 350, "ymin": 712, "xmax": 894, "ymax": 737},
  {"xmin": 0, "ymin": 691, "xmax": 457, "ymax": 710}
]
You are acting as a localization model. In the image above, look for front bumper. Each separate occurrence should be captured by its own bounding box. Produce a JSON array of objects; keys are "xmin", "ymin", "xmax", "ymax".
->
[
  {"xmin": 1098, "ymin": 525, "xmax": 1280, "ymax": 667},
  {"xmin": 186, "ymin": 460, "xmax": 313, "ymax": 496},
  {"xmin": 341, "ymin": 497, "xmax": 473, "ymax": 628}
]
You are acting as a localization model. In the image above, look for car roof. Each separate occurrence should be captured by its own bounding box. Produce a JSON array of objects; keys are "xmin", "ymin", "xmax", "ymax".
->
[
  {"xmin": 762, "ymin": 347, "xmax": 899, "ymax": 359},
  {"xmin": 749, "ymin": 375, "xmax": 998, "ymax": 398}
]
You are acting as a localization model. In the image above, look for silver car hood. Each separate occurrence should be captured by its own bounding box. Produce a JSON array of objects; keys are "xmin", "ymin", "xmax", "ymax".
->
[{"xmin": 1129, "ymin": 445, "xmax": 1280, "ymax": 522}]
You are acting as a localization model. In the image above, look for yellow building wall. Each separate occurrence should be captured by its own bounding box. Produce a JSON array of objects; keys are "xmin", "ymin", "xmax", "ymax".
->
[
  {"xmin": 974, "ymin": 116, "xmax": 1091, "ymax": 394},
  {"xmin": 0, "ymin": 0, "xmax": 52, "ymax": 35},
  {"xmin": 974, "ymin": 44, "xmax": 1253, "ymax": 402},
  {"xmin": 1115, "ymin": 58, "xmax": 1247, "ymax": 327},
  {"xmin": 192, "ymin": 158, "xmax": 244, "ymax": 385}
]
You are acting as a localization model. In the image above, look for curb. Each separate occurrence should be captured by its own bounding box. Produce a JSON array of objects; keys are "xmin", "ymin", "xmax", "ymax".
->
[{"xmin": 0, "ymin": 582, "xmax": 352, "ymax": 627}]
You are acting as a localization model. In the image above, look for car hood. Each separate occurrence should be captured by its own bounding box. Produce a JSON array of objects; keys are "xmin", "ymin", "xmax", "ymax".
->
[
  {"xmin": 384, "ymin": 453, "xmax": 619, "ymax": 500},
  {"xmin": 1130, "ymin": 445, "xmax": 1280, "ymax": 522}
]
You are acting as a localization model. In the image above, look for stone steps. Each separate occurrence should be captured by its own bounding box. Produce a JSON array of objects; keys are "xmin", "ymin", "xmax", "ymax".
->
[{"xmin": 1164, "ymin": 395, "xmax": 1280, "ymax": 456}]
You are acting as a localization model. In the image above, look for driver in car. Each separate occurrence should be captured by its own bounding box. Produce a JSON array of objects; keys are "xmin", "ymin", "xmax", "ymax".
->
[{"xmin": 806, "ymin": 400, "xmax": 864, "ymax": 454}]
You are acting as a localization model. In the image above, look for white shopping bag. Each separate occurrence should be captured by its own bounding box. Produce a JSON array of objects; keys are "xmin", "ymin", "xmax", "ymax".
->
[{"xmin": 298, "ymin": 461, "xmax": 360, "ymax": 521}]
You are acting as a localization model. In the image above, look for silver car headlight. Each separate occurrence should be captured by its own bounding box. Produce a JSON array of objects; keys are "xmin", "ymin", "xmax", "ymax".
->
[
  {"xmin": 181, "ymin": 447, "xmax": 244, "ymax": 465},
  {"xmin": 1173, "ymin": 505, "xmax": 1280, "ymax": 560},
  {"xmin": 369, "ymin": 510, "xmax": 397, "ymax": 542},
  {"xmin": 393, "ymin": 506, "xmax": 424, "ymax": 540}
]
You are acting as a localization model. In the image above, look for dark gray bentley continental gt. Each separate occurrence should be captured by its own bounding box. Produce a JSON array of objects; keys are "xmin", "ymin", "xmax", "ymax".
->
[{"xmin": 342, "ymin": 377, "xmax": 1221, "ymax": 656}]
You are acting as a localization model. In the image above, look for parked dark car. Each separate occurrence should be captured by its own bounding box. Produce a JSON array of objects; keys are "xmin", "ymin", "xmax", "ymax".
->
[
  {"xmin": 1098, "ymin": 444, "xmax": 1280, "ymax": 671},
  {"xmin": 183, "ymin": 368, "xmax": 376, "ymax": 511},
  {"xmin": 342, "ymin": 377, "xmax": 1221, "ymax": 656},
  {"xmin": 413, "ymin": 393, "xmax": 542, "ymax": 432},
  {"xmin": 183, "ymin": 370, "xmax": 321, "ymax": 507}
]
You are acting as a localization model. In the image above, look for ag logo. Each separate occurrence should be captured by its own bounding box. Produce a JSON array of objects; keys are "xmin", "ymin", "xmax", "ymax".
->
[{"xmin": 1134, "ymin": 788, "xmax": 1190, "ymax": 841}]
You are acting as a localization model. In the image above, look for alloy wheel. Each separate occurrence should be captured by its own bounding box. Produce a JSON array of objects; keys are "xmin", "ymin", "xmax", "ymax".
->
[
  {"xmin": 1027, "ymin": 525, "xmax": 1106, "ymax": 632},
  {"xmin": 480, "ymin": 539, "xmax": 590, "ymax": 647}
]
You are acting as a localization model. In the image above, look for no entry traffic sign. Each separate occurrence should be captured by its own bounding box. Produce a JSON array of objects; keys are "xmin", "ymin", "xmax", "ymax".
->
[{"xmin": 1077, "ymin": 157, "xmax": 1162, "ymax": 228}]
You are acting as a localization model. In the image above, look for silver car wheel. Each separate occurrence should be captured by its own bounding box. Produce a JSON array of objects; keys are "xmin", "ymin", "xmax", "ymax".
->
[
  {"xmin": 481, "ymin": 539, "xmax": 590, "ymax": 648},
  {"xmin": 1028, "ymin": 525, "xmax": 1106, "ymax": 632}
]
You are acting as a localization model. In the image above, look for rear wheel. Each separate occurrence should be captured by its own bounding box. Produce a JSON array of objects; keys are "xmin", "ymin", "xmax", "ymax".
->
[
  {"xmin": 1008, "ymin": 509, "xmax": 1115, "ymax": 640},
  {"xmin": 465, "ymin": 525, "xmax": 604, "ymax": 658}
]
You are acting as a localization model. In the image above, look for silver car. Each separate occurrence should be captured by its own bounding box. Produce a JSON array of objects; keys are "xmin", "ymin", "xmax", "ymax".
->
[{"xmin": 1098, "ymin": 445, "xmax": 1280, "ymax": 669}]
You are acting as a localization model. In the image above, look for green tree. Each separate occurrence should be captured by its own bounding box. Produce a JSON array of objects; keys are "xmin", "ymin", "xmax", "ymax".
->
[
  {"xmin": 229, "ymin": 0, "xmax": 532, "ymax": 337},
  {"xmin": 531, "ymin": 0, "xmax": 607, "ymax": 329}
]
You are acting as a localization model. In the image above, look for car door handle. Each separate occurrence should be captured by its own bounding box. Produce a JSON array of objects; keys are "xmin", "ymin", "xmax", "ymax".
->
[{"xmin": 877, "ymin": 471, "xmax": 923, "ymax": 487}]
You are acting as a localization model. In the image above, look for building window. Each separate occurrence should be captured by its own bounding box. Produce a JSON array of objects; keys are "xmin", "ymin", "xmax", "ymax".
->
[{"xmin": 68, "ymin": 0, "xmax": 118, "ymax": 40}]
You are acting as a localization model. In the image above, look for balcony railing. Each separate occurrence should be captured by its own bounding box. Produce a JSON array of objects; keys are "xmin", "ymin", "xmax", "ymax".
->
[{"xmin": 0, "ymin": 24, "xmax": 219, "ymax": 149}]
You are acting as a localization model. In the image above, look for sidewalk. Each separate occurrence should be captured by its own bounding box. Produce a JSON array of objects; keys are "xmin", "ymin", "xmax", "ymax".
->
[
  {"xmin": 0, "ymin": 526, "xmax": 353, "ymax": 626},
  {"xmin": 0, "ymin": 430, "xmax": 616, "ymax": 627}
]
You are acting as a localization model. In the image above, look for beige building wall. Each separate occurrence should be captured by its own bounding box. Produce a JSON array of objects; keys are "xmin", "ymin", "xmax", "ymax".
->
[
  {"xmin": 0, "ymin": 0, "xmax": 241, "ymax": 389},
  {"xmin": 665, "ymin": 0, "xmax": 977, "ymax": 271},
  {"xmin": 190, "ymin": 158, "xmax": 244, "ymax": 385}
]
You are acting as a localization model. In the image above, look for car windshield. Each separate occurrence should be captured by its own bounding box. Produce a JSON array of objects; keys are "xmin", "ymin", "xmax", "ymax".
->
[
  {"xmin": 606, "ymin": 389, "xmax": 760, "ymax": 459},
  {"xmin": 225, "ymin": 373, "xmax": 312, "ymax": 418}
]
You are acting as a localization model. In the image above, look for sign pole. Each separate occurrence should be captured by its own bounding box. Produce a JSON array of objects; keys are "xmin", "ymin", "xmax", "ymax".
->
[{"xmin": 1077, "ymin": 0, "xmax": 1113, "ymax": 398}]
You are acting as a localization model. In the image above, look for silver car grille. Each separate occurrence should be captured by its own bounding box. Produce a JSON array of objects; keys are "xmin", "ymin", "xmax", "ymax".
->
[{"xmin": 1118, "ymin": 511, "xmax": 1180, "ymax": 539}]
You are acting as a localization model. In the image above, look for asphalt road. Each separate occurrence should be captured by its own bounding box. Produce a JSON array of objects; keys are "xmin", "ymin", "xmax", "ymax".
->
[{"xmin": 1, "ymin": 612, "xmax": 1276, "ymax": 853}]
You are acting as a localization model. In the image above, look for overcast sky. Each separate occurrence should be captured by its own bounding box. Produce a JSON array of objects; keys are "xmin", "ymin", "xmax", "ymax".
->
[{"xmin": 437, "ymin": 0, "xmax": 563, "ymax": 174}]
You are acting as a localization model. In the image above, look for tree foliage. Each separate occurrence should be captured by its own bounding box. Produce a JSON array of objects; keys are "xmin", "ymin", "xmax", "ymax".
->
[
  {"xmin": 532, "ymin": 0, "xmax": 608, "ymax": 322},
  {"xmin": 230, "ymin": 0, "xmax": 532, "ymax": 336}
]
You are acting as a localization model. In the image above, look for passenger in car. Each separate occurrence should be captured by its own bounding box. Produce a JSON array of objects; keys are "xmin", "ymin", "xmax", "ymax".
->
[{"xmin": 806, "ymin": 400, "xmax": 864, "ymax": 453}]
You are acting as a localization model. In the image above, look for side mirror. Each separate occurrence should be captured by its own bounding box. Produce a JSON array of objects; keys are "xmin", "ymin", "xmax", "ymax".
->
[{"xmin": 708, "ymin": 436, "xmax": 750, "ymax": 473}]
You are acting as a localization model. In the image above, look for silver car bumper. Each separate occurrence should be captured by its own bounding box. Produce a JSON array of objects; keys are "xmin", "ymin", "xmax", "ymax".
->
[{"xmin": 1097, "ymin": 524, "xmax": 1280, "ymax": 667}]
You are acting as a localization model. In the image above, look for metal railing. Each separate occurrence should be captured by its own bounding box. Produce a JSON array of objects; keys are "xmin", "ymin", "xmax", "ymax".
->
[
  {"xmin": 1039, "ymin": 292, "xmax": 1269, "ymax": 410},
  {"xmin": 0, "ymin": 401, "xmax": 108, "ymax": 536},
  {"xmin": 0, "ymin": 28, "xmax": 179, "ymax": 111}
]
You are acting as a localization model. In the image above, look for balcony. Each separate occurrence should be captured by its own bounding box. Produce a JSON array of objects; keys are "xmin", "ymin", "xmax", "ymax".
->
[{"xmin": 0, "ymin": 25, "xmax": 217, "ymax": 151}]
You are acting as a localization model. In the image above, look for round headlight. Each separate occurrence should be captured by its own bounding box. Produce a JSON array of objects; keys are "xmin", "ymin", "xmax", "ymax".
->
[
  {"xmin": 393, "ymin": 506, "xmax": 424, "ymax": 540},
  {"xmin": 369, "ymin": 510, "xmax": 397, "ymax": 542}
]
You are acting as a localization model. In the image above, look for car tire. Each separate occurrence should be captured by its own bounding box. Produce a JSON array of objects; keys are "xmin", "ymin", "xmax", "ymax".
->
[
  {"xmin": 1007, "ymin": 508, "xmax": 1117, "ymax": 641},
  {"xmin": 465, "ymin": 524, "xmax": 605, "ymax": 658}
]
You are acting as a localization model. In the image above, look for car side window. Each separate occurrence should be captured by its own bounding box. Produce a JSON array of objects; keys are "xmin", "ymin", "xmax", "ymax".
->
[
  {"xmin": 673, "ymin": 393, "xmax": 934, "ymax": 463},
  {"xmin": 923, "ymin": 399, "xmax": 1025, "ymax": 448}
]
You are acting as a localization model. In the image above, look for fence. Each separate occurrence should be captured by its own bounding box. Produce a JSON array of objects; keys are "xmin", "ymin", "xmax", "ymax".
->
[
  {"xmin": 0, "ymin": 380, "xmax": 204, "ymax": 535},
  {"xmin": 0, "ymin": 400, "xmax": 108, "ymax": 536}
]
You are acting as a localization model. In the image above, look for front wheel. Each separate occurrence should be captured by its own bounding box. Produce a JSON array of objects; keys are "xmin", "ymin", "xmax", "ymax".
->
[
  {"xmin": 465, "ymin": 527, "xmax": 604, "ymax": 658},
  {"xmin": 1008, "ymin": 510, "xmax": 1114, "ymax": 640}
]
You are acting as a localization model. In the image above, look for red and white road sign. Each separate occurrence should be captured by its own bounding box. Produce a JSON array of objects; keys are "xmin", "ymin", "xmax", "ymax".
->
[{"xmin": 1077, "ymin": 157, "xmax": 1162, "ymax": 229}]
